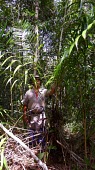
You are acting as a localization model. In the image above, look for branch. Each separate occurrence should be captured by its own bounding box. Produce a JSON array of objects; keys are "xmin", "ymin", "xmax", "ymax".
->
[
  {"xmin": 56, "ymin": 140, "xmax": 85, "ymax": 167},
  {"xmin": 0, "ymin": 123, "xmax": 48, "ymax": 170}
]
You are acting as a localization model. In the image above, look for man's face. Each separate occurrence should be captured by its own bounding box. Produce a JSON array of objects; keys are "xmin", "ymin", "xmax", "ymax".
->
[{"xmin": 35, "ymin": 78, "xmax": 41, "ymax": 88}]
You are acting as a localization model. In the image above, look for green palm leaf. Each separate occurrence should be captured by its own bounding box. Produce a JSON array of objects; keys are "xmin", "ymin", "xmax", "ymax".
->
[
  {"xmin": 5, "ymin": 60, "xmax": 21, "ymax": 71},
  {"xmin": 11, "ymin": 80, "xmax": 18, "ymax": 90},
  {"xmin": 6, "ymin": 77, "xmax": 13, "ymax": 86},
  {"xmin": 13, "ymin": 65, "xmax": 22, "ymax": 75},
  {"xmin": 1, "ymin": 56, "xmax": 14, "ymax": 66}
]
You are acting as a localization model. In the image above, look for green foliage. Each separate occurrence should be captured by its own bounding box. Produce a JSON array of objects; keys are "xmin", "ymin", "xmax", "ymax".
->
[
  {"xmin": 0, "ymin": 106, "xmax": 12, "ymax": 123},
  {"xmin": 0, "ymin": 136, "xmax": 8, "ymax": 170},
  {"xmin": 53, "ymin": 19, "xmax": 95, "ymax": 82},
  {"xmin": 38, "ymin": 152, "xmax": 45, "ymax": 160},
  {"xmin": 0, "ymin": 0, "xmax": 95, "ymax": 168}
]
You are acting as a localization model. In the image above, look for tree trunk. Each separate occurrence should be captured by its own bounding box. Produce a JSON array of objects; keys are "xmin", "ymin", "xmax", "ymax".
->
[{"xmin": 34, "ymin": 0, "xmax": 39, "ymax": 75}]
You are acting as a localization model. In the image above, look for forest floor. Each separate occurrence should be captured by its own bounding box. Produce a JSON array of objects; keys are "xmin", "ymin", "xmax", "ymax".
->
[
  {"xmin": 4, "ymin": 127, "xmax": 71, "ymax": 170},
  {"xmin": 1, "ymin": 118, "xmax": 95, "ymax": 170},
  {"xmin": 2, "ymin": 122, "xmax": 92, "ymax": 170}
]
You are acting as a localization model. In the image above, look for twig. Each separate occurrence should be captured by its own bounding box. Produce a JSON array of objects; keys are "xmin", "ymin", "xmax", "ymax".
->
[{"xmin": 56, "ymin": 140, "xmax": 85, "ymax": 167}]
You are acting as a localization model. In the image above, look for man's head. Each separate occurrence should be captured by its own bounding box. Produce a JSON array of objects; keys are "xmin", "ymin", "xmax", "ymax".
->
[
  {"xmin": 34, "ymin": 74, "xmax": 41, "ymax": 88},
  {"xmin": 34, "ymin": 75, "xmax": 40, "ymax": 80}
]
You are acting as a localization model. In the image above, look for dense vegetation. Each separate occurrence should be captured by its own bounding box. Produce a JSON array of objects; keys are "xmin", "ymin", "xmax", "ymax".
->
[{"xmin": 0, "ymin": 0, "xmax": 95, "ymax": 169}]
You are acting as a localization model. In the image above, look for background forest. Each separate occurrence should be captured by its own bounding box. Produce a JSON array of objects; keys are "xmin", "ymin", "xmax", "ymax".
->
[{"xmin": 0, "ymin": 0, "xmax": 95, "ymax": 169}]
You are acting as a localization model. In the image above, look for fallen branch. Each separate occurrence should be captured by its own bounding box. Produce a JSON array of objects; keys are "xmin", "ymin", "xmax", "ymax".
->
[
  {"xmin": 0, "ymin": 123, "xmax": 48, "ymax": 170},
  {"xmin": 56, "ymin": 140, "xmax": 85, "ymax": 167}
]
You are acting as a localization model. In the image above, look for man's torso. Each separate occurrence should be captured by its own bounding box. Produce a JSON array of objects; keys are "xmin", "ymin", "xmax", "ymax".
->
[{"xmin": 23, "ymin": 88, "xmax": 47, "ymax": 111}]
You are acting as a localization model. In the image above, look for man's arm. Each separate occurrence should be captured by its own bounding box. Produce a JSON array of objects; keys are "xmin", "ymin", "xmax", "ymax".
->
[
  {"xmin": 22, "ymin": 105, "xmax": 30, "ymax": 128},
  {"xmin": 21, "ymin": 92, "xmax": 29, "ymax": 127}
]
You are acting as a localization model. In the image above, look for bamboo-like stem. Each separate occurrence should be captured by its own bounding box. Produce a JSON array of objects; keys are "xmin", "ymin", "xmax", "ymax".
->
[
  {"xmin": 10, "ymin": 66, "xmax": 13, "ymax": 115},
  {"xmin": 78, "ymin": 51, "xmax": 87, "ymax": 160},
  {"xmin": 34, "ymin": 0, "xmax": 39, "ymax": 75},
  {"xmin": 83, "ymin": 105, "xmax": 87, "ymax": 158},
  {"xmin": 84, "ymin": 50, "xmax": 87, "ymax": 160},
  {"xmin": 58, "ymin": 1, "xmax": 67, "ymax": 55}
]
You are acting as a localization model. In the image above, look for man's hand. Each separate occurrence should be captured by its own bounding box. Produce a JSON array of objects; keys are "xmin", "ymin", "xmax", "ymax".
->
[
  {"xmin": 47, "ymin": 82, "xmax": 57, "ymax": 96},
  {"xmin": 23, "ymin": 112, "xmax": 28, "ymax": 123}
]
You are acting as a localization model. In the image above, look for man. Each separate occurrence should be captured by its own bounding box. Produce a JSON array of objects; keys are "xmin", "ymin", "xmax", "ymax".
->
[{"xmin": 22, "ymin": 74, "xmax": 56, "ymax": 130}]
